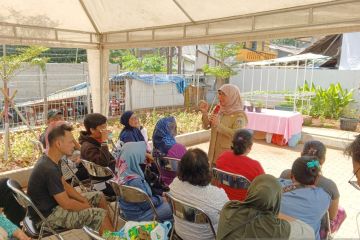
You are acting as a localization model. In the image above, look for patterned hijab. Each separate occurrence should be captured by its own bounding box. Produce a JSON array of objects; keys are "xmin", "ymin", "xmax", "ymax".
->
[
  {"xmin": 114, "ymin": 141, "xmax": 147, "ymax": 185},
  {"xmin": 218, "ymin": 84, "xmax": 244, "ymax": 115},
  {"xmin": 152, "ymin": 116, "xmax": 177, "ymax": 154},
  {"xmin": 217, "ymin": 174, "xmax": 291, "ymax": 239}
]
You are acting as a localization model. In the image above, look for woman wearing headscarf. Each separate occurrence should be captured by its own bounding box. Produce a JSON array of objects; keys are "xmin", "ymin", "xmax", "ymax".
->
[
  {"xmin": 152, "ymin": 116, "xmax": 187, "ymax": 185},
  {"xmin": 199, "ymin": 84, "xmax": 248, "ymax": 167},
  {"xmin": 217, "ymin": 174, "xmax": 315, "ymax": 240},
  {"xmin": 114, "ymin": 141, "xmax": 172, "ymax": 222},
  {"xmin": 119, "ymin": 111, "xmax": 145, "ymax": 143}
]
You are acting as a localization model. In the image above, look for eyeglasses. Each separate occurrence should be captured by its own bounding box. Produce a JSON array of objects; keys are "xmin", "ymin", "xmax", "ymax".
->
[{"xmin": 348, "ymin": 167, "xmax": 360, "ymax": 191}]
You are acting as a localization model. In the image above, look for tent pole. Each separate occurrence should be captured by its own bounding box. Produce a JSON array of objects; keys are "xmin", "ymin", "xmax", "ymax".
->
[{"xmin": 294, "ymin": 60, "xmax": 300, "ymax": 112}]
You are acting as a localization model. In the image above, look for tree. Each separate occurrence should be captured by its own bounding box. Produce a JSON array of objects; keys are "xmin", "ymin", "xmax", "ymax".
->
[
  {"xmin": 120, "ymin": 50, "xmax": 166, "ymax": 73},
  {"xmin": 203, "ymin": 43, "xmax": 242, "ymax": 89},
  {"xmin": 0, "ymin": 45, "xmax": 48, "ymax": 160},
  {"xmin": 142, "ymin": 54, "xmax": 166, "ymax": 73}
]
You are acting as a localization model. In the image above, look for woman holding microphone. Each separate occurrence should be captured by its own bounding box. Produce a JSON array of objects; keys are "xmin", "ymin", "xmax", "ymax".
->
[{"xmin": 199, "ymin": 84, "xmax": 248, "ymax": 167}]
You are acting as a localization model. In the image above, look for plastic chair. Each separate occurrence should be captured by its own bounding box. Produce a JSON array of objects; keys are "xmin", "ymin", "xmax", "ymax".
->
[
  {"xmin": 165, "ymin": 193, "xmax": 216, "ymax": 239},
  {"xmin": 108, "ymin": 180, "xmax": 160, "ymax": 227},
  {"xmin": 80, "ymin": 159, "xmax": 114, "ymax": 191},
  {"xmin": 6, "ymin": 179, "xmax": 65, "ymax": 240},
  {"xmin": 212, "ymin": 168, "xmax": 251, "ymax": 189},
  {"xmin": 82, "ymin": 226, "xmax": 105, "ymax": 240}
]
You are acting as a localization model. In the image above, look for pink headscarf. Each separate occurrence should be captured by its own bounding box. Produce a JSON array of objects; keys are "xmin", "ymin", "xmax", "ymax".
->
[{"xmin": 218, "ymin": 84, "xmax": 244, "ymax": 115}]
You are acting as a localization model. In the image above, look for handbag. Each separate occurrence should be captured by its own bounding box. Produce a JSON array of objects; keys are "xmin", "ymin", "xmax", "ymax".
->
[
  {"xmin": 142, "ymin": 163, "xmax": 169, "ymax": 196},
  {"xmin": 103, "ymin": 221, "xmax": 172, "ymax": 240}
]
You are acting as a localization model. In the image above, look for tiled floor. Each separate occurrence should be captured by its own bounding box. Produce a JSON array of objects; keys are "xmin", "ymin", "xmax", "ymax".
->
[{"xmin": 43, "ymin": 139, "xmax": 360, "ymax": 239}]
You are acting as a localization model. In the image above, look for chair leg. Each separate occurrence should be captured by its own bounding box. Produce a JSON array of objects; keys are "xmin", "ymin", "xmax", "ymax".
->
[{"xmin": 113, "ymin": 200, "xmax": 119, "ymax": 229}]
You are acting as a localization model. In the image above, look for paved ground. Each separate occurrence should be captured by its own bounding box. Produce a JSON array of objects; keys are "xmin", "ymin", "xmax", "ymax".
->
[
  {"xmin": 193, "ymin": 140, "xmax": 360, "ymax": 239},
  {"xmin": 44, "ymin": 139, "xmax": 360, "ymax": 239}
]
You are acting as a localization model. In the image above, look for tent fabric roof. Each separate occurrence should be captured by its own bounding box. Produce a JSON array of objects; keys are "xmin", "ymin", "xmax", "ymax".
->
[{"xmin": 1, "ymin": 0, "xmax": 360, "ymax": 49}]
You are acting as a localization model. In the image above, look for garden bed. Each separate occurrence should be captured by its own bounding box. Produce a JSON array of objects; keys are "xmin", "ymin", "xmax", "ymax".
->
[
  {"xmin": 304, "ymin": 117, "xmax": 360, "ymax": 132},
  {"xmin": 0, "ymin": 110, "xmax": 203, "ymax": 172}
]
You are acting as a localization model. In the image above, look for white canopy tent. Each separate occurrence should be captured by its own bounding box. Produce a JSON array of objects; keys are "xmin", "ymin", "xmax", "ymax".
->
[{"xmin": 1, "ymin": 0, "xmax": 360, "ymax": 114}]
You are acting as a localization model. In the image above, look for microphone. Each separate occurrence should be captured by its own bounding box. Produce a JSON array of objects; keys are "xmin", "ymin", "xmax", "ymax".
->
[{"xmin": 213, "ymin": 104, "xmax": 220, "ymax": 114}]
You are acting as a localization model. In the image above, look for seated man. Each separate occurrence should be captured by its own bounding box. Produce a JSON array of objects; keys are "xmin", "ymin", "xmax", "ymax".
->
[
  {"xmin": 39, "ymin": 109, "xmax": 86, "ymax": 181},
  {"xmin": 79, "ymin": 113, "xmax": 115, "ymax": 170},
  {"xmin": 27, "ymin": 123, "xmax": 114, "ymax": 234}
]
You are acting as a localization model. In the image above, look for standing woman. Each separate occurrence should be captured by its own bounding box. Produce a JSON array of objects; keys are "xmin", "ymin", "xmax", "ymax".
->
[{"xmin": 199, "ymin": 84, "xmax": 247, "ymax": 167}]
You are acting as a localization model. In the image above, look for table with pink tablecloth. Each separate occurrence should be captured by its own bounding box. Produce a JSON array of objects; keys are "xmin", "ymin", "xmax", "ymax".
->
[{"xmin": 245, "ymin": 109, "xmax": 303, "ymax": 142}]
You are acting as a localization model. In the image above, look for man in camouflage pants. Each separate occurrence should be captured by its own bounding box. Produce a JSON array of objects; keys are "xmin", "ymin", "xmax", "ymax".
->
[{"xmin": 28, "ymin": 123, "xmax": 114, "ymax": 234}]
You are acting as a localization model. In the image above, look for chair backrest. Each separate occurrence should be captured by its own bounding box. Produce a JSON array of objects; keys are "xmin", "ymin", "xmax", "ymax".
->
[
  {"xmin": 108, "ymin": 180, "xmax": 159, "ymax": 220},
  {"xmin": 156, "ymin": 156, "xmax": 180, "ymax": 172},
  {"xmin": 212, "ymin": 168, "xmax": 251, "ymax": 189},
  {"xmin": 81, "ymin": 159, "xmax": 114, "ymax": 178},
  {"xmin": 82, "ymin": 226, "xmax": 105, "ymax": 240},
  {"xmin": 6, "ymin": 179, "xmax": 47, "ymax": 223},
  {"xmin": 165, "ymin": 193, "xmax": 216, "ymax": 237}
]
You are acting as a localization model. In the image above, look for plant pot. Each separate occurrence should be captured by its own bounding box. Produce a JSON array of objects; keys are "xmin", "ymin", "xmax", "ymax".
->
[
  {"xmin": 303, "ymin": 115, "xmax": 312, "ymax": 126},
  {"xmin": 246, "ymin": 106, "xmax": 254, "ymax": 112},
  {"xmin": 255, "ymin": 107, "xmax": 262, "ymax": 113},
  {"xmin": 340, "ymin": 117, "xmax": 358, "ymax": 131}
]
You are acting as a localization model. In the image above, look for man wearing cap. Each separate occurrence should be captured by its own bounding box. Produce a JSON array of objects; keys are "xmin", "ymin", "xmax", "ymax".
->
[
  {"xmin": 39, "ymin": 109, "xmax": 85, "ymax": 182},
  {"xmin": 39, "ymin": 109, "xmax": 65, "ymax": 148}
]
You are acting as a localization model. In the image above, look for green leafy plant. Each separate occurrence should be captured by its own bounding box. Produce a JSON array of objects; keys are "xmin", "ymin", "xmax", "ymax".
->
[
  {"xmin": 203, "ymin": 43, "xmax": 242, "ymax": 88},
  {"xmin": 310, "ymin": 83, "xmax": 354, "ymax": 119},
  {"xmin": 255, "ymin": 101, "xmax": 264, "ymax": 108},
  {"xmin": 120, "ymin": 50, "xmax": 166, "ymax": 73}
]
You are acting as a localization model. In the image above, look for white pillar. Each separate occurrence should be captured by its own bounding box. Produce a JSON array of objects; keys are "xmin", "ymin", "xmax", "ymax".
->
[{"xmin": 87, "ymin": 48, "xmax": 110, "ymax": 115}]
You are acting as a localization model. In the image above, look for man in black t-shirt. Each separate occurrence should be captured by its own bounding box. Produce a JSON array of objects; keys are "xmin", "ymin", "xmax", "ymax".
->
[{"xmin": 27, "ymin": 123, "xmax": 114, "ymax": 233}]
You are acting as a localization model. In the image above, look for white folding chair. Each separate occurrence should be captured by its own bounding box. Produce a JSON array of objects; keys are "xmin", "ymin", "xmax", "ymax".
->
[
  {"xmin": 156, "ymin": 156, "xmax": 180, "ymax": 172},
  {"xmin": 212, "ymin": 167, "xmax": 251, "ymax": 189},
  {"xmin": 108, "ymin": 180, "xmax": 160, "ymax": 228},
  {"xmin": 80, "ymin": 159, "xmax": 114, "ymax": 191},
  {"xmin": 165, "ymin": 193, "xmax": 216, "ymax": 239},
  {"xmin": 82, "ymin": 226, "xmax": 105, "ymax": 240}
]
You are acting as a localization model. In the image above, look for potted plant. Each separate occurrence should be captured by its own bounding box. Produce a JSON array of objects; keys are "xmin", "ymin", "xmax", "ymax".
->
[
  {"xmin": 246, "ymin": 102, "xmax": 254, "ymax": 112},
  {"xmin": 340, "ymin": 106, "xmax": 358, "ymax": 131},
  {"xmin": 255, "ymin": 101, "xmax": 264, "ymax": 113}
]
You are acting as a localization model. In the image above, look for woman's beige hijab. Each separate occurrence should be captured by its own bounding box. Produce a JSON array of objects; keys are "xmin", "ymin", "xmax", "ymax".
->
[{"xmin": 218, "ymin": 84, "xmax": 243, "ymax": 115}]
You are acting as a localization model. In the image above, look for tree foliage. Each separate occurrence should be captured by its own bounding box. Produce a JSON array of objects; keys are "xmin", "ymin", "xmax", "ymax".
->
[
  {"xmin": 203, "ymin": 43, "xmax": 242, "ymax": 80},
  {"xmin": 0, "ymin": 46, "xmax": 49, "ymax": 81},
  {"xmin": 120, "ymin": 50, "xmax": 166, "ymax": 73}
]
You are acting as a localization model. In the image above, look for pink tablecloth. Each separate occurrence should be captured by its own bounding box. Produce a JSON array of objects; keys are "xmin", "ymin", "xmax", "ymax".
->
[{"xmin": 245, "ymin": 109, "xmax": 303, "ymax": 142}]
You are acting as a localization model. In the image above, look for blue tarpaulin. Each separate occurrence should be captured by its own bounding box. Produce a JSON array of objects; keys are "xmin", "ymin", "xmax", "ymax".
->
[{"xmin": 111, "ymin": 72, "xmax": 188, "ymax": 94}]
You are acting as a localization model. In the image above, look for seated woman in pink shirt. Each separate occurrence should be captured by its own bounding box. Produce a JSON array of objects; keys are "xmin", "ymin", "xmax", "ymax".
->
[{"xmin": 216, "ymin": 129, "xmax": 265, "ymax": 201}]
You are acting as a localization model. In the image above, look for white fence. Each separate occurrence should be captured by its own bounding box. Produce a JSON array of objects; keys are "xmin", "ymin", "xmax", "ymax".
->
[{"xmin": 231, "ymin": 67, "xmax": 360, "ymax": 109}]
